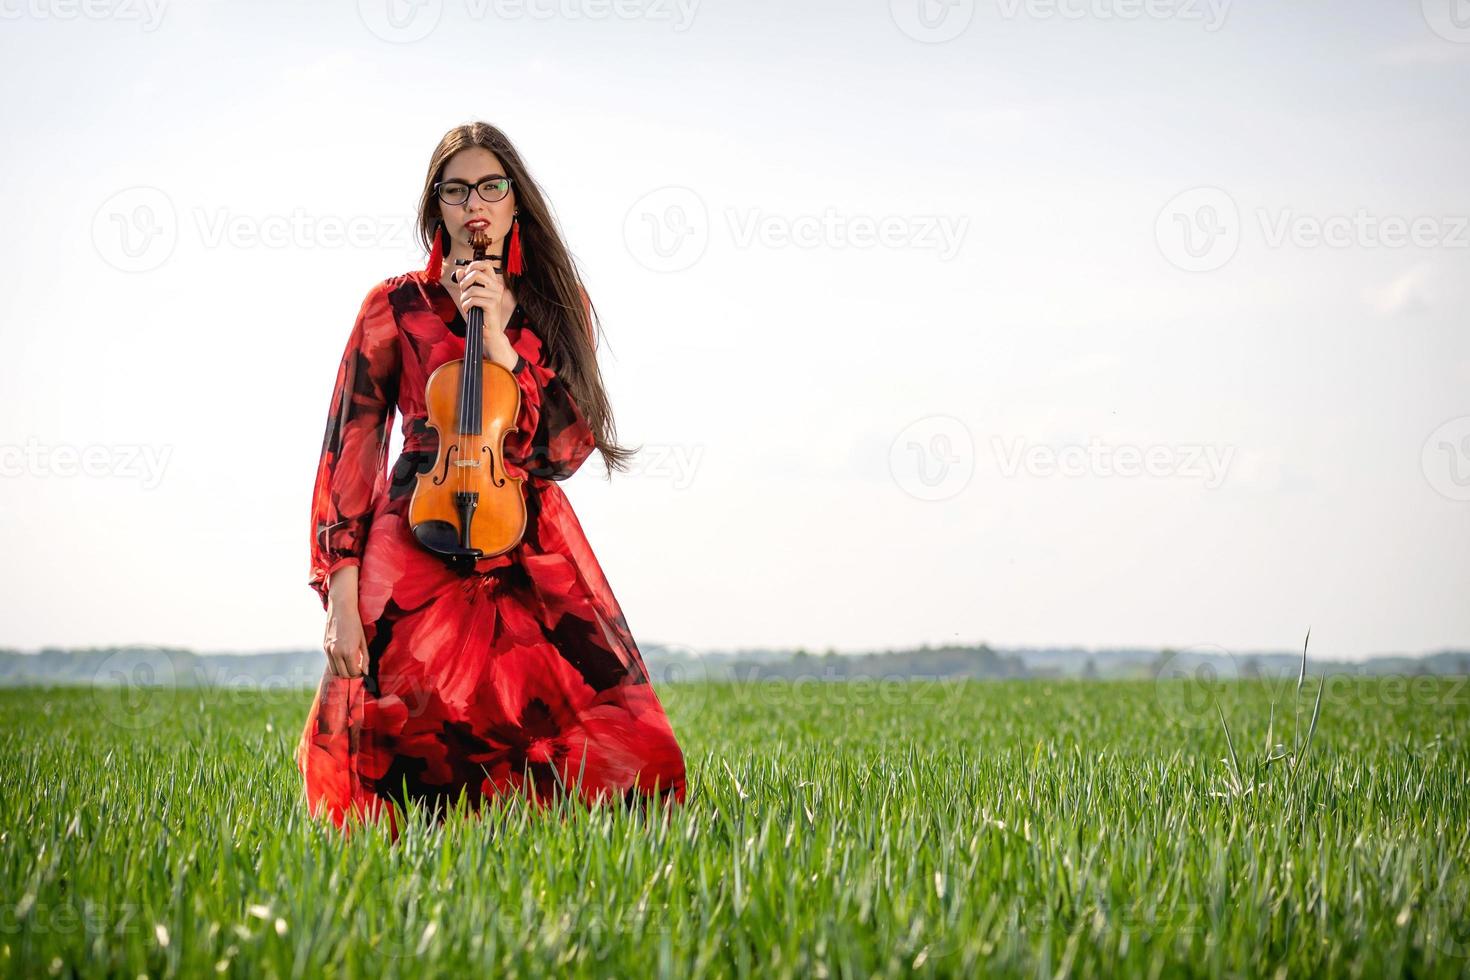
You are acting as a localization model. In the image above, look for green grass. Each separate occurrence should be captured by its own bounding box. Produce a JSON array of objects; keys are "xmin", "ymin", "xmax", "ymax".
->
[{"xmin": 2, "ymin": 676, "xmax": 1468, "ymax": 978}]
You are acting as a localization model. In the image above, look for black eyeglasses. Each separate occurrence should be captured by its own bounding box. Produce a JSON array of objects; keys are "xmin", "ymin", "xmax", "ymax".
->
[{"xmin": 434, "ymin": 175, "xmax": 514, "ymax": 206}]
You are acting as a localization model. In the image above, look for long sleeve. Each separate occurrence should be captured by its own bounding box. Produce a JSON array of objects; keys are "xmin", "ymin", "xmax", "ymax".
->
[
  {"xmin": 308, "ymin": 282, "xmax": 400, "ymax": 609},
  {"xmin": 502, "ymin": 292, "xmax": 598, "ymax": 482}
]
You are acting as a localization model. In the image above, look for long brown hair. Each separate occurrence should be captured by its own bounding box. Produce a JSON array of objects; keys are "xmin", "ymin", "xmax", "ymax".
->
[{"xmin": 414, "ymin": 121, "xmax": 636, "ymax": 478}]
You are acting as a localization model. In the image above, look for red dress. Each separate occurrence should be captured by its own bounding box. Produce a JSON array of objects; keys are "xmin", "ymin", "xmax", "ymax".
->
[{"xmin": 295, "ymin": 267, "xmax": 687, "ymax": 836}]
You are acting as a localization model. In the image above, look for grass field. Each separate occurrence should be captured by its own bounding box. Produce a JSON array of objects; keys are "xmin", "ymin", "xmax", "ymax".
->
[{"xmin": 2, "ymin": 675, "xmax": 1468, "ymax": 978}]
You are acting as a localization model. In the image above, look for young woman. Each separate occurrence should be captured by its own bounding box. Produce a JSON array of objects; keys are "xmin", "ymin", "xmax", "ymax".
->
[{"xmin": 295, "ymin": 122, "xmax": 687, "ymax": 837}]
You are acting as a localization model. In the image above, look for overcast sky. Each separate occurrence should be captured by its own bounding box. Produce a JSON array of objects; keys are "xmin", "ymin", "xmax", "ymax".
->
[{"xmin": 1, "ymin": 0, "xmax": 1467, "ymax": 660}]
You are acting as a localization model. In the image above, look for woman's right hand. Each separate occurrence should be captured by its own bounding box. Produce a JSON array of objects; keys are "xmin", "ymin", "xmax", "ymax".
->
[{"xmin": 323, "ymin": 566, "xmax": 367, "ymax": 678}]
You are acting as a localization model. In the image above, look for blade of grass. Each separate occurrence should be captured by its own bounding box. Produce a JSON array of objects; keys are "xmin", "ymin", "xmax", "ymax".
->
[
  {"xmin": 1216, "ymin": 698, "xmax": 1244, "ymax": 795},
  {"xmin": 1290, "ymin": 676, "xmax": 1325, "ymax": 783},
  {"xmin": 1293, "ymin": 626, "xmax": 1310, "ymax": 762}
]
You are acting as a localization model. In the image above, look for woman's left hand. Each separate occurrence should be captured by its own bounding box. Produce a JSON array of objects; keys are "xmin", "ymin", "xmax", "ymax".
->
[
  {"xmin": 454, "ymin": 258, "xmax": 513, "ymax": 337},
  {"xmin": 454, "ymin": 259, "xmax": 517, "ymax": 368}
]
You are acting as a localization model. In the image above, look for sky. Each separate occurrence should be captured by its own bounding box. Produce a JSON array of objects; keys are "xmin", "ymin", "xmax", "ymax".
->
[{"xmin": 0, "ymin": 0, "xmax": 1467, "ymax": 661}]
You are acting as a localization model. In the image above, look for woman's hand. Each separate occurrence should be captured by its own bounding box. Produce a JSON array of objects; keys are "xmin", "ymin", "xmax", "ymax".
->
[
  {"xmin": 455, "ymin": 258, "xmax": 512, "ymax": 332},
  {"xmin": 323, "ymin": 592, "xmax": 367, "ymax": 679},
  {"xmin": 453, "ymin": 258, "xmax": 518, "ymax": 369}
]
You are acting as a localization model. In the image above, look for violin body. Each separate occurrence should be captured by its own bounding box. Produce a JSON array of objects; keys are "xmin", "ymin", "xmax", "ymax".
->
[
  {"xmin": 408, "ymin": 228, "xmax": 528, "ymax": 562},
  {"xmin": 409, "ymin": 358, "xmax": 527, "ymax": 560}
]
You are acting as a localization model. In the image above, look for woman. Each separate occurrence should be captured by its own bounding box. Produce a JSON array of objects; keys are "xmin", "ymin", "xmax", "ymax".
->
[{"xmin": 295, "ymin": 122, "xmax": 687, "ymax": 838}]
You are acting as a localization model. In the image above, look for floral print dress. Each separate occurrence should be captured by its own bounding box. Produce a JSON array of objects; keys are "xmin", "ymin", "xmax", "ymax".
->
[{"xmin": 295, "ymin": 267, "xmax": 687, "ymax": 836}]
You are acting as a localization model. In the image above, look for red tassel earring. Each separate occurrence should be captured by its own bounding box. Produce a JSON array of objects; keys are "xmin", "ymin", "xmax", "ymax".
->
[
  {"xmin": 505, "ymin": 211, "xmax": 523, "ymax": 278},
  {"xmin": 424, "ymin": 219, "xmax": 447, "ymax": 282}
]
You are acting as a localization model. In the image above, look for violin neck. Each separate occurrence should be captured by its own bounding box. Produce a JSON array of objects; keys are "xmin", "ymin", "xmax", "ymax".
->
[
  {"xmin": 458, "ymin": 306, "xmax": 485, "ymax": 435},
  {"xmin": 465, "ymin": 306, "xmax": 484, "ymax": 362}
]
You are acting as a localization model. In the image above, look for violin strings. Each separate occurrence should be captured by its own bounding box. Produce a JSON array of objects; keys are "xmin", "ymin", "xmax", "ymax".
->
[
  {"xmin": 460, "ymin": 234, "xmax": 488, "ymax": 544},
  {"xmin": 453, "ymin": 232, "xmax": 498, "ymax": 552}
]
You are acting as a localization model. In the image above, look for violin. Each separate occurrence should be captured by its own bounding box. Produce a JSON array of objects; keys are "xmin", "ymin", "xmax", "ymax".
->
[{"xmin": 408, "ymin": 228, "xmax": 528, "ymax": 562}]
